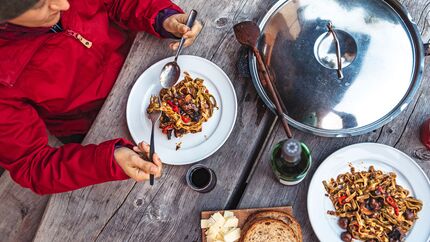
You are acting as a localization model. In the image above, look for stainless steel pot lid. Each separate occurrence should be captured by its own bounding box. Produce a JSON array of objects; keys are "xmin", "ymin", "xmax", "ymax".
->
[{"xmin": 250, "ymin": 0, "xmax": 425, "ymax": 137}]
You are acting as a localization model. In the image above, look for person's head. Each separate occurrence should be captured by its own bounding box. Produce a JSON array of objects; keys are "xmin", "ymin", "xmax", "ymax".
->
[{"xmin": 0, "ymin": 0, "xmax": 70, "ymax": 27}]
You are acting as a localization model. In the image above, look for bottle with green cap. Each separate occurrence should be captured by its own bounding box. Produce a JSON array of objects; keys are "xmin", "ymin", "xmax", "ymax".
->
[{"xmin": 270, "ymin": 138, "xmax": 312, "ymax": 185}]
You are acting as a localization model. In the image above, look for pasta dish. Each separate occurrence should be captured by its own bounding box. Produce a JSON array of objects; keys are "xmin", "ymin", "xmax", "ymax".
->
[
  {"xmin": 323, "ymin": 166, "xmax": 423, "ymax": 242},
  {"xmin": 147, "ymin": 72, "xmax": 217, "ymax": 139}
]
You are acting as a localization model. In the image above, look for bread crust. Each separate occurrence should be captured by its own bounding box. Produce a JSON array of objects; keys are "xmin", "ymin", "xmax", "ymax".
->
[
  {"xmin": 250, "ymin": 211, "xmax": 302, "ymax": 242},
  {"xmin": 240, "ymin": 218, "xmax": 296, "ymax": 242}
]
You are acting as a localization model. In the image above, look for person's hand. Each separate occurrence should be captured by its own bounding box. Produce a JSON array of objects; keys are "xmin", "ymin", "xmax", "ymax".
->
[
  {"xmin": 162, "ymin": 13, "xmax": 203, "ymax": 50},
  {"xmin": 114, "ymin": 142, "xmax": 163, "ymax": 182}
]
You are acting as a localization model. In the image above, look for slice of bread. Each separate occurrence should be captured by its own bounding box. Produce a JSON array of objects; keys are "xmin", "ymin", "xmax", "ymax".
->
[
  {"xmin": 246, "ymin": 211, "xmax": 302, "ymax": 242},
  {"xmin": 241, "ymin": 218, "xmax": 296, "ymax": 242}
]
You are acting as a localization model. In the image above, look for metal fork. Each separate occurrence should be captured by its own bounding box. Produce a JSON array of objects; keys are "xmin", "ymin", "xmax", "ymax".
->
[{"xmin": 148, "ymin": 97, "xmax": 162, "ymax": 185}]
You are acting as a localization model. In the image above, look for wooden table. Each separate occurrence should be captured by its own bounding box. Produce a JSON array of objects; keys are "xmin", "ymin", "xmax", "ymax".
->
[{"xmin": 1, "ymin": 0, "xmax": 430, "ymax": 241}]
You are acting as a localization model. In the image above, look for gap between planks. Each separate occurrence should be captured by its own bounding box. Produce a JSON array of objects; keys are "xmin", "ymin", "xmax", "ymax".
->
[{"xmin": 225, "ymin": 115, "xmax": 277, "ymax": 210}]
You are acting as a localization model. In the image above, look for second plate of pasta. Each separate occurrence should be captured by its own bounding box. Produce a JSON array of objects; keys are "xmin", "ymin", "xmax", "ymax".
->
[
  {"xmin": 307, "ymin": 143, "xmax": 430, "ymax": 242},
  {"xmin": 127, "ymin": 55, "xmax": 237, "ymax": 165}
]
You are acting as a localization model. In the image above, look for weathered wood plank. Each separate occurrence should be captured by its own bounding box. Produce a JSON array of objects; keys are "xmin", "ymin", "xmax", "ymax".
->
[
  {"xmin": 238, "ymin": 1, "xmax": 430, "ymax": 242},
  {"xmin": 0, "ymin": 134, "xmax": 62, "ymax": 242},
  {"xmin": 0, "ymin": 173, "xmax": 49, "ymax": 242},
  {"xmin": 393, "ymin": 62, "xmax": 430, "ymax": 171},
  {"xmin": 33, "ymin": 0, "xmax": 278, "ymax": 241}
]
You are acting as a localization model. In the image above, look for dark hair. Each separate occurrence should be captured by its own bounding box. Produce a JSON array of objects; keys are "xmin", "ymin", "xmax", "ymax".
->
[{"xmin": 0, "ymin": 0, "xmax": 39, "ymax": 22}]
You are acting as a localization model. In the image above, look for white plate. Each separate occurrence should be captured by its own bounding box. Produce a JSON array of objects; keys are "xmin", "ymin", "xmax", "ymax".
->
[
  {"xmin": 126, "ymin": 55, "xmax": 237, "ymax": 165},
  {"xmin": 307, "ymin": 143, "xmax": 430, "ymax": 242}
]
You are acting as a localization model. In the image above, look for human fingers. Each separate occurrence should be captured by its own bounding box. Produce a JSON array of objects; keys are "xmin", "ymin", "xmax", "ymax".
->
[
  {"xmin": 131, "ymin": 168, "xmax": 150, "ymax": 182},
  {"xmin": 169, "ymin": 37, "xmax": 196, "ymax": 50},
  {"xmin": 151, "ymin": 153, "xmax": 163, "ymax": 178},
  {"xmin": 138, "ymin": 142, "xmax": 150, "ymax": 153},
  {"xmin": 183, "ymin": 20, "xmax": 202, "ymax": 39},
  {"xmin": 131, "ymin": 155, "xmax": 159, "ymax": 175},
  {"xmin": 164, "ymin": 14, "xmax": 190, "ymax": 35},
  {"xmin": 133, "ymin": 142, "xmax": 150, "ymax": 157}
]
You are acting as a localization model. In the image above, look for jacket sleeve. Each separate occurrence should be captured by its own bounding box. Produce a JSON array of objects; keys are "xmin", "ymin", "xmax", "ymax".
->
[
  {"xmin": 104, "ymin": 0, "xmax": 184, "ymax": 37},
  {"xmin": 0, "ymin": 98, "xmax": 132, "ymax": 195}
]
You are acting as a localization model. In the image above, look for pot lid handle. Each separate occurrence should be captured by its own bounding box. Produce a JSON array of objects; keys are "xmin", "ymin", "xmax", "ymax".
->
[{"xmin": 327, "ymin": 21, "xmax": 344, "ymax": 79}]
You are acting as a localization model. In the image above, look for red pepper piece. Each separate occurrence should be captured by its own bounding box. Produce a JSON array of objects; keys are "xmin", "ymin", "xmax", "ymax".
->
[
  {"xmin": 181, "ymin": 116, "xmax": 190, "ymax": 123},
  {"xmin": 338, "ymin": 195, "xmax": 348, "ymax": 205},
  {"xmin": 162, "ymin": 125, "xmax": 173, "ymax": 134},
  {"xmin": 386, "ymin": 196, "xmax": 399, "ymax": 216},
  {"xmin": 166, "ymin": 100, "xmax": 179, "ymax": 113},
  {"xmin": 394, "ymin": 207, "xmax": 399, "ymax": 216}
]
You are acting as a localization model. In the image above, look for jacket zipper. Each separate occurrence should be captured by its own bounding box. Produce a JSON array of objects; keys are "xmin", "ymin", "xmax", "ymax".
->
[{"xmin": 65, "ymin": 29, "xmax": 92, "ymax": 48}]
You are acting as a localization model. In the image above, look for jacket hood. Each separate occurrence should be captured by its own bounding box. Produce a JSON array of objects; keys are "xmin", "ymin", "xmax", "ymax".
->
[{"xmin": 0, "ymin": 23, "xmax": 51, "ymax": 87}]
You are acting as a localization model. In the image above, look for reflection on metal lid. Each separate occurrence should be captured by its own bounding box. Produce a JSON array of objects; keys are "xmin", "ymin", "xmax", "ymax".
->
[{"xmin": 250, "ymin": 0, "xmax": 424, "ymax": 137}]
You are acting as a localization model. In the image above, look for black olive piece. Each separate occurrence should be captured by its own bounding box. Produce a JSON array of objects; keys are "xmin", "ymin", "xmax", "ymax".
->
[
  {"xmin": 369, "ymin": 198, "xmax": 382, "ymax": 211},
  {"xmin": 388, "ymin": 227, "xmax": 404, "ymax": 241},
  {"xmin": 162, "ymin": 114, "xmax": 170, "ymax": 123},
  {"xmin": 192, "ymin": 112, "xmax": 201, "ymax": 122},
  {"xmin": 338, "ymin": 217, "xmax": 349, "ymax": 229},
  {"xmin": 365, "ymin": 199, "xmax": 373, "ymax": 211},
  {"xmin": 403, "ymin": 209, "xmax": 414, "ymax": 220},
  {"xmin": 167, "ymin": 129, "xmax": 173, "ymax": 140},
  {"xmin": 340, "ymin": 232, "xmax": 352, "ymax": 242}
]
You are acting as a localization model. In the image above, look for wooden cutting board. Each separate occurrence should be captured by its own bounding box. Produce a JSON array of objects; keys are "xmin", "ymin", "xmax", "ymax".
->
[{"xmin": 201, "ymin": 206, "xmax": 293, "ymax": 242}]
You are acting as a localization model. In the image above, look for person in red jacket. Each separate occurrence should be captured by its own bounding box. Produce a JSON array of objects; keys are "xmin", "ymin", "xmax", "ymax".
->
[{"xmin": 0, "ymin": 0, "xmax": 202, "ymax": 194}]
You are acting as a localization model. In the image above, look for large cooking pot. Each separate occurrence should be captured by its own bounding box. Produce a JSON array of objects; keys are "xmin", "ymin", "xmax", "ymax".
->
[{"xmin": 250, "ymin": 0, "xmax": 429, "ymax": 137}]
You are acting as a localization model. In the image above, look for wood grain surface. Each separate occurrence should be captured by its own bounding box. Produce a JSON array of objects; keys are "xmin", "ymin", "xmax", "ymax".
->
[
  {"xmin": 0, "ymin": 134, "xmax": 62, "ymax": 242},
  {"xmin": 201, "ymin": 206, "xmax": 293, "ymax": 242},
  {"xmin": 2, "ymin": 0, "xmax": 427, "ymax": 242},
  {"xmin": 238, "ymin": 1, "xmax": 430, "ymax": 242}
]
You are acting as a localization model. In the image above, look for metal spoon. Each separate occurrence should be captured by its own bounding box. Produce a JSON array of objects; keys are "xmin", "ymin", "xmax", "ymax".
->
[
  {"xmin": 148, "ymin": 97, "xmax": 162, "ymax": 185},
  {"xmin": 159, "ymin": 10, "xmax": 198, "ymax": 88},
  {"xmin": 233, "ymin": 21, "xmax": 293, "ymax": 138}
]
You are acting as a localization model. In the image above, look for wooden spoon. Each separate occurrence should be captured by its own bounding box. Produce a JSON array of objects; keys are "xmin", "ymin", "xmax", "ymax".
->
[{"xmin": 234, "ymin": 21, "xmax": 293, "ymax": 138}]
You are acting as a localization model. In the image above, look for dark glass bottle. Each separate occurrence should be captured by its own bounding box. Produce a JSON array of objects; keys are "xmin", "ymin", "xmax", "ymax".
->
[
  {"xmin": 270, "ymin": 139, "xmax": 312, "ymax": 185},
  {"xmin": 421, "ymin": 118, "xmax": 430, "ymax": 149}
]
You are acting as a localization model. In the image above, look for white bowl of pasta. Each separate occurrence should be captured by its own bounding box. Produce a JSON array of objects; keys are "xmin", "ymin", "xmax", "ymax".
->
[
  {"xmin": 307, "ymin": 143, "xmax": 430, "ymax": 242},
  {"xmin": 126, "ymin": 55, "xmax": 237, "ymax": 165}
]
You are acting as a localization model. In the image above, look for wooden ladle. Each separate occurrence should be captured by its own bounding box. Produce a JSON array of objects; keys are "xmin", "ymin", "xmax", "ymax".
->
[{"xmin": 233, "ymin": 21, "xmax": 293, "ymax": 138}]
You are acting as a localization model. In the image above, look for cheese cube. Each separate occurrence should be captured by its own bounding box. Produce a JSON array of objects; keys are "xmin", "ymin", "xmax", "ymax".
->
[
  {"xmin": 207, "ymin": 224, "xmax": 221, "ymax": 238},
  {"xmin": 212, "ymin": 212, "xmax": 225, "ymax": 226},
  {"xmin": 201, "ymin": 219, "xmax": 210, "ymax": 229},
  {"xmin": 224, "ymin": 217, "xmax": 239, "ymax": 228},
  {"xmin": 220, "ymin": 226, "xmax": 230, "ymax": 236},
  {"xmin": 223, "ymin": 228, "xmax": 241, "ymax": 242},
  {"xmin": 215, "ymin": 233, "xmax": 224, "ymax": 240},
  {"xmin": 223, "ymin": 211, "xmax": 234, "ymax": 218}
]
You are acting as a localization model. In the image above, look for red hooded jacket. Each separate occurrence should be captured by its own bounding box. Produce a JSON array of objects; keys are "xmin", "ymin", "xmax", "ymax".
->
[{"xmin": 0, "ymin": 0, "xmax": 182, "ymax": 194}]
